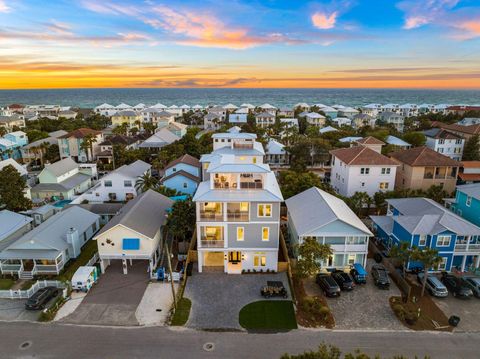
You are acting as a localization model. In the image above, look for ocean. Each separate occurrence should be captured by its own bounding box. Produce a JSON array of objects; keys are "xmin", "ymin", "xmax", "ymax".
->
[{"xmin": 0, "ymin": 88, "xmax": 479, "ymax": 108}]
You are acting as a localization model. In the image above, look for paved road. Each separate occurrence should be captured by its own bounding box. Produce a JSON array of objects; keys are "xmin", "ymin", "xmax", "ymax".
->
[{"xmin": 1, "ymin": 321, "xmax": 478, "ymax": 359}]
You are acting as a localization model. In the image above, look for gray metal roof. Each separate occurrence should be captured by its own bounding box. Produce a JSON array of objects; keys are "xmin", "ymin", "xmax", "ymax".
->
[
  {"xmin": 0, "ymin": 206, "xmax": 99, "ymax": 260},
  {"xmin": 115, "ymin": 160, "xmax": 151, "ymax": 178},
  {"xmin": 0, "ymin": 210, "xmax": 32, "ymax": 242},
  {"xmin": 67, "ymin": 203, "xmax": 124, "ymax": 215},
  {"xmin": 43, "ymin": 158, "xmax": 78, "ymax": 177},
  {"xmin": 285, "ymin": 187, "xmax": 372, "ymax": 237},
  {"xmin": 32, "ymin": 173, "xmax": 90, "ymax": 193},
  {"xmin": 95, "ymin": 190, "xmax": 173, "ymax": 239}
]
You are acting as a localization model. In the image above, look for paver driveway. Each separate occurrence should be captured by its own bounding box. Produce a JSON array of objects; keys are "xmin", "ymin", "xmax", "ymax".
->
[
  {"xmin": 184, "ymin": 271, "xmax": 291, "ymax": 330},
  {"xmin": 304, "ymin": 259, "xmax": 403, "ymax": 330},
  {"xmin": 433, "ymin": 288, "xmax": 480, "ymax": 332},
  {"xmin": 61, "ymin": 260, "xmax": 150, "ymax": 326}
]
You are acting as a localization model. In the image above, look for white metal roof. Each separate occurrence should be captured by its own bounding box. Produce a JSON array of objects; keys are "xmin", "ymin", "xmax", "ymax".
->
[{"xmin": 0, "ymin": 210, "xmax": 32, "ymax": 242}]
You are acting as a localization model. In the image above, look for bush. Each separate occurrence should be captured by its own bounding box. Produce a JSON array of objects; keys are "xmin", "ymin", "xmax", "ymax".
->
[
  {"xmin": 393, "ymin": 304, "xmax": 406, "ymax": 321},
  {"xmin": 405, "ymin": 311, "xmax": 418, "ymax": 325},
  {"xmin": 319, "ymin": 306, "xmax": 330, "ymax": 318}
]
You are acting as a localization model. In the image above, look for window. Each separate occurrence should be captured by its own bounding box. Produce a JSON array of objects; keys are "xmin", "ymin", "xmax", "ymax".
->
[
  {"xmin": 379, "ymin": 182, "xmax": 389, "ymax": 190},
  {"xmin": 418, "ymin": 235, "xmax": 427, "ymax": 246},
  {"xmin": 203, "ymin": 163, "xmax": 209, "ymax": 170},
  {"xmin": 91, "ymin": 222, "xmax": 97, "ymax": 232},
  {"xmin": 439, "ymin": 139, "xmax": 445, "ymax": 144},
  {"xmin": 257, "ymin": 204, "xmax": 272, "ymax": 217},
  {"xmin": 237, "ymin": 227, "xmax": 244, "ymax": 241},
  {"xmin": 252, "ymin": 157, "xmax": 257, "ymax": 164},
  {"xmin": 437, "ymin": 235, "xmax": 451, "ymax": 247},
  {"xmin": 183, "ymin": 182, "xmax": 188, "ymax": 188},
  {"xmin": 262, "ymin": 227, "xmax": 270, "ymax": 241},
  {"xmin": 456, "ymin": 139, "xmax": 462, "ymax": 144},
  {"xmin": 122, "ymin": 238, "xmax": 140, "ymax": 250},
  {"xmin": 261, "ymin": 256, "xmax": 266, "ymax": 266},
  {"xmin": 381, "ymin": 168, "xmax": 391, "ymax": 175},
  {"xmin": 437, "ymin": 257, "xmax": 447, "ymax": 271},
  {"xmin": 254, "ymin": 255, "xmax": 267, "ymax": 267},
  {"xmin": 124, "ymin": 180, "xmax": 132, "ymax": 187},
  {"xmin": 438, "ymin": 148, "xmax": 444, "ymax": 153},
  {"xmin": 104, "ymin": 180, "xmax": 112, "ymax": 187},
  {"xmin": 360, "ymin": 168, "xmax": 370, "ymax": 175},
  {"xmin": 361, "ymin": 182, "xmax": 365, "ymax": 187},
  {"xmin": 466, "ymin": 196, "xmax": 472, "ymax": 207}
]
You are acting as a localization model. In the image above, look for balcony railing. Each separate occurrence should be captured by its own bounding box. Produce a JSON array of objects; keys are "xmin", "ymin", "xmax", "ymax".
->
[
  {"xmin": 455, "ymin": 243, "xmax": 480, "ymax": 251},
  {"xmin": 233, "ymin": 143, "xmax": 253, "ymax": 149},
  {"xmin": 200, "ymin": 239, "xmax": 225, "ymax": 248},
  {"xmin": 227, "ymin": 212, "xmax": 249, "ymax": 221},
  {"xmin": 199, "ymin": 211, "xmax": 223, "ymax": 221},
  {"xmin": 240, "ymin": 181, "xmax": 263, "ymax": 189}
]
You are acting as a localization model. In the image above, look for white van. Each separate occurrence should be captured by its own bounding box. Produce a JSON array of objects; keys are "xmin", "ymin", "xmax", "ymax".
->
[{"xmin": 71, "ymin": 266, "xmax": 98, "ymax": 292}]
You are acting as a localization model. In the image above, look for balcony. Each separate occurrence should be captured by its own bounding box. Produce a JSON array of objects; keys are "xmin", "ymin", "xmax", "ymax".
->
[
  {"xmin": 233, "ymin": 143, "xmax": 253, "ymax": 149},
  {"xmin": 227, "ymin": 211, "xmax": 249, "ymax": 221},
  {"xmin": 199, "ymin": 211, "xmax": 223, "ymax": 221},
  {"xmin": 200, "ymin": 238, "xmax": 225, "ymax": 248},
  {"xmin": 455, "ymin": 243, "xmax": 480, "ymax": 251},
  {"xmin": 240, "ymin": 181, "xmax": 263, "ymax": 189}
]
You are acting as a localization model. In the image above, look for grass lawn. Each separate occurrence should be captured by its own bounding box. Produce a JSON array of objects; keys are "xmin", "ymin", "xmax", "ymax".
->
[
  {"xmin": 171, "ymin": 297, "xmax": 192, "ymax": 326},
  {"xmin": 239, "ymin": 300, "xmax": 298, "ymax": 330},
  {"xmin": 57, "ymin": 240, "xmax": 98, "ymax": 282},
  {"xmin": 0, "ymin": 278, "xmax": 14, "ymax": 290}
]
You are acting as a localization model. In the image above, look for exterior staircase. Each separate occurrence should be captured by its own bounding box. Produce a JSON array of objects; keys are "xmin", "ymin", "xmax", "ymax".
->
[{"xmin": 18, "ymin": 270, "xmax": 34, "ymax": 280}]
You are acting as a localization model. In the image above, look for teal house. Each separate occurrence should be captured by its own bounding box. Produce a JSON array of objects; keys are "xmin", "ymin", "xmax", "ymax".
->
[
  {"xmin": 450, "ymin": 184, "xmax": 480, "ymax": 228},
  {"xmin": 161, "ymin": 154, "xmax": 201, "ymax": 196}
]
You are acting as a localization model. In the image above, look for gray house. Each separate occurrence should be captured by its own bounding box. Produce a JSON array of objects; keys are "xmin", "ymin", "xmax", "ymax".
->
[{"xmin": 0, "ymin": 206, "xmax": 100, "ymax": 278}]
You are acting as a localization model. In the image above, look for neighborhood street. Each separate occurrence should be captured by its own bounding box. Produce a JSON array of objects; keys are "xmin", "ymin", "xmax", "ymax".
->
[{"xmin": 0, "ymin": 321, "xmax": 478, "ymax": 359}]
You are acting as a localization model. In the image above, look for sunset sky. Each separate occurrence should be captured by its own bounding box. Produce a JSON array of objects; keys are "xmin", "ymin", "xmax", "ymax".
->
[{"xmin": 1, "ymin": 0, "xmax": 480, "ymax": 89}]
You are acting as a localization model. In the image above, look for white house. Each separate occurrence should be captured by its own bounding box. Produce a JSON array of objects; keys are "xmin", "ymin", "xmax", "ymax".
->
[
  {"xmin": 398, "ymin": 103, "xmax": 418, "ymax": 118},
  {"xmin": 362, "ymin": 104, "xmax": 381, "ymax": 117},
  {"xmin": 330, "ymin": 145, "xmax": 398, "ymax": 197},
  {"xmin": 255, "ymin": 112, "xmax": 275, "ymax": 128},
  {"xmin": 304, "ymin": 112, "xmax": 326, "ymax": 127},
  {"xmin": 379, "ymin": 111, "xmax": 405, "ymax": 132},
  {"xmin": 265, "ymin": 139, "xmax": 288, "ymax": 166},
  {"xmin": 74, "ymin": 160, "xmax": 151, "ymax": 203},
  {"xmin": 258, "ymin": 104, "xmax": 277, "ymax": 115},
  {"xmin": 94, "ymin": 104, "xmax": 117, "ymax": 116},
  {"xmin": 286, "ymin": 187, "xmax": 373, "ymax": 269},
  {"xmin": 337, "ymin": 107, "xmax": 359, "ymax": 119},
  {"xmin": 332, "ymin": 117, "xmax": 352, "ymax": 127},
  {"xmin": 229, "ymin": 114, "xmax": 248, "ymax": 124},
  {"xmin": 95, "ymin": 190, "xmax": 173, "ymax": 275},
  {"xmin": 424, "ymin": 128, "xmax": 465, "ymax": 161}
]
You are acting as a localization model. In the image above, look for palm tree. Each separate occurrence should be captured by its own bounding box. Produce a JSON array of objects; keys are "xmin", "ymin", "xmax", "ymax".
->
[
  {"xmin": 135, "ymin": 173, "xmax": 159, "ymax": 192},
  {"xmin": 134, "ymin": 120, "xmax": 142, "ymax": 132},
  {"xmin": 389, "ymin": 242, "xmax": 413, "ymax": 279},
  {"xmin": 38, "ymin": 141, "xmax": 50, "ymax": 166},
  {"xmin": 411, "ymin": 247, "xmax": 443, "ymax": 297},
  {"xmin": 0, "ymin": 127, "xmax": 6, "ymax": 137},
  {"xmin": 80, "ymin": 134, "xmax": 97, "ymax": 162}
]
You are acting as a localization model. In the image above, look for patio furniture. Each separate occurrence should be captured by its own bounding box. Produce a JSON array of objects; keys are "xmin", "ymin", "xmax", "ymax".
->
[{"xmin": 260, "ymin": 281, "xmax": 288, "ymax": 298}]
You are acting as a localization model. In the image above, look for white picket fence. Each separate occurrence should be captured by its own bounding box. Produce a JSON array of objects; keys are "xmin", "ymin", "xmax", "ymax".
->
[{"xmin": 0, "ymin": 280, "xmax": 66, "ymax": 299}]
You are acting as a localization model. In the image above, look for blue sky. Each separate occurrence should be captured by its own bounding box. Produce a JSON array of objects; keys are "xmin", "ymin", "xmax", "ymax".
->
[{"xmin": 0, "ymin": 0, "xmax": 479, "ymax": 88}]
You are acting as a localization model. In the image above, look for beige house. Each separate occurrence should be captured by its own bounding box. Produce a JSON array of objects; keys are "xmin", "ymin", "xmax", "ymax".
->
[
  {"xmin": 94, "ymin": 190, "xmax": 173, "ymax": 275},
  {"xmin": 389, "ymin": 146, "xmax": 460, "ymax": 193},
  {"xmin": 0, "ymin": 114, "xmax": 26, "ymax": 133},
  {"xmin": 111, "ymin": 110, "xmax": 143, "ymax": 128}
]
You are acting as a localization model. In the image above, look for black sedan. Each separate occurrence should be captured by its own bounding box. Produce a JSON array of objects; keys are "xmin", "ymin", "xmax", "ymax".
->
[
  {"xmin": 25, "ymin": 287, "xmax": 59, "ymax": 310},
  {"xmin": 315, "ymin": 273, "xmax": 341, "ymax": 297},
  {"xmin": 441, "ymin": 273, "xmax": 473, "ymax": 299},
  {"xmin": 331, "ymin": 270, "xmax": 355, "ymax": 291},
  {"xmin": 371, "ymin": 264, "xmax": 390, "ymax": 289}
]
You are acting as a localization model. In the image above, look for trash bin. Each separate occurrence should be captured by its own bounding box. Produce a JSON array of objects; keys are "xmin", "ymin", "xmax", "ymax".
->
[
  {"xmin": 374, "ymin": 253, "xmax": 382, "ymax": 263},
  {"xmin": 186, "ymin": 262, "xmax": 193, "ymax": 276},
  {"xmin": 448, "ymin": 315, "xmax": 460, "ymax": 327}
]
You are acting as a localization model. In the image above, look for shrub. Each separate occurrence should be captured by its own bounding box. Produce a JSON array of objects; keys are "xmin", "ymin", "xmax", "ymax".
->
[
  {"xmin": 393, "ymin": 304, "xmax": 406, "ymax": 321},
  {"xmin": 319, "ymin": 306, "xmax": 330, "ymax": 318},
  {"xmin": 405, "ymin": 311, "xmax": 418, "ymax": 325}
]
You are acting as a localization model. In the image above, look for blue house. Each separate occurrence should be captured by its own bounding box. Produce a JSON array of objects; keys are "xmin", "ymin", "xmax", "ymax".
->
[
  {"xmin": 4, "ymin": 131, "xmax": 28, "ymax": 146},
  {"xmin": 371, "ymin": 197, "xmax": 480, "ymax": 273},
  {"xmin": 161, "ymin": 154, "xmax": 201, "ymax": 195},
  {"xmin": 449, "ymin": 184, "xmax": 480, "ymax": 228}
]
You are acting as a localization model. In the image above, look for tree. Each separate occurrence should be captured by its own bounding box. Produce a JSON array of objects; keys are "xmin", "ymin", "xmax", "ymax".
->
[
  {"xmin": 44, "ymin": 144, "xmax": 60, "ymax": 163},
  {"xmin": 0, "ymin": 165, "xmax": 33, "ymax": 211},
  {"xmin": 463, "ymin": 135, "xmax": 480, "ymax": 161},
  {"xmin": 389, "ymin": 242, "xmax": 413, "ymax": 279},
  {"xmin": 411, "ymin": 247, "xmax": 443, "ymax": 297},
  {"xmin": 0, "ymin": 126, "xmax": 6, "ymax": 137},
  {"xmin": 80, "ymin": 134, "xmax": 97, "ymax": 161},
  {"xmin": 278, "ymin": 170, "xmax": 332, "ymax": 199},
  {"xmin": 424, "ymin": 184, "xmax": 449, "ymax": 204},
  {"xmin": 166, "ymin": 199, "xmax": 196, "ymax": 242},
  {"xmin": 25, "ymin": 129, "xmax": 49, "ymax": 142},
  {"xmin": 135, "ymin": 173, "xmax": 159, "ymax": 192},
  {"xmin": 373, "ymin": 191, "xmax": 387, "ymax": 215},
  {"xmin": 402, "ymin": 132, "xmax": 426, "ymax": 147},
  {"xmin": 347, "ymin": 192, "xmax": 371, "ymax": 216},
  {"xmin": 295, "ymin": 237, "xmax": 333, "ymax": 278}
]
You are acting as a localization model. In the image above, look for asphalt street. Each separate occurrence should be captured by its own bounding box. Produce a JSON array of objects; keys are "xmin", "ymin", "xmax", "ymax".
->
[{"xmin": 0, "ymin": 321, "xmax": 478, "ymax": 359}]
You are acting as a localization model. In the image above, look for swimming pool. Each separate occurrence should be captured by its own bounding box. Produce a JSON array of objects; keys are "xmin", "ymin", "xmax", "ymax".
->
[{"xmin": 53, "ymin": 199, "xmax": 72, "ymax": 208}]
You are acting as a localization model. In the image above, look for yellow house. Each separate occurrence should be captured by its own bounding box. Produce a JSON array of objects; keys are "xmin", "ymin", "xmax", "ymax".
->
[
  {"xmin": 111, "ymin": 110, "xmax": 143, "ymax": 128},
  {"xmin": 94, "ymin": 190, "xmax": 174, "ymax": 275}
]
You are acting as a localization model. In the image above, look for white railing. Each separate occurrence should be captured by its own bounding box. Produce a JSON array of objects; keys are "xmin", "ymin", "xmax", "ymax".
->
[
  {"xmin": 0, "ymin": 280, "xmax": 66, "ymax": 299},
  {"xmin": 86, "ymin": 253, "xmax": 99, "ymax": 267}
]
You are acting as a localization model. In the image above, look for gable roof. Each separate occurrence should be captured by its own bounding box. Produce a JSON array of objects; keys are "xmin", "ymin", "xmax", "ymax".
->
[
  {"xmin": 432, "ymin": 121, "xmax": 480, "ymax": 135},
  {"xmin": 59, "ymin": 128, "xmax": 101, "ymax": 139},
  {"xmin": 285, "ymin": 187, "xmax": 372, "ymax": 237},
  {"xmin": 356, "ymin": 136, "xmax": 385, "ymax": 145},
  {"xmin": 389, "ymin": 146, "xmax": 460, "ymax": 167},
  {"xmin": 0, "ymin": 158, "xmax": 27, "ymax": 176},
  {"xmin": 43, "ymin": 157, "xmax": 78, "ymax": 177},
  {"xmin": 162, "ymin": 169, "xmax": 201, "ymax": 183},
  {"xmin": 0, "ymin": 210, "xmax": 32, "ymax": 243},
  {"xmin": 115, "ymin": 160, "xmax": 151, "ymax": 178},
  {"xmin": 424, "ymin": 128, "xmax": 462, "ymax": 140},
  {"xmin": 95, "ymin": 190, "xmax": 173, "ymax": 239},
  {"xmin": 330, "ymin": 146, "xmax": 398, "ymax": 166},
  {"xmin": 456, "ymin": 183, "xmax": 480, "ymax": 201},
  {"xmin": 165, "ymin": 154, "xmax": 200, "ymax": 170}
]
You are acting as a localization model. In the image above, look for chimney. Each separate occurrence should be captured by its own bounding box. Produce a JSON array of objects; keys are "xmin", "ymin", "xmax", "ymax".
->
[{"xmin": 66, "ymin": 227, "xmax": 80, "ymax": 258}]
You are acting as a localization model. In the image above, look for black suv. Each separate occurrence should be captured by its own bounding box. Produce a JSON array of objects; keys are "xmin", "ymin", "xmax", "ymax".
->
[
  {"xmin": 331, "ymin": 270, "xmax": 355, "ymax": 291},
  {"xmin": 315, "ymin": 273, "xmax": 341, "ymax": 297},
  {"xmin": 371, "ymin": 264, "xmax": 390, "ymax": 289},
  {"xmin": 25, "ymin": 287, "xmax": 59, "ymax": 310},
  {"xmin": 441, "ymin": 273, "xmax": 473, "ymax": 299}
]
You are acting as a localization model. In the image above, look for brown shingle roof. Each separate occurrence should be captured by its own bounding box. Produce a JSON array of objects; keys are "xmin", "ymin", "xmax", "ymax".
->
[
  {"xmin": 356, "ymin": 136, "xmax": 385, "ymax": 145},
  {"xmin": 432, "ymin": 121, "xmax": 480, "ymax": 135},
  {"xmin": 165, "ymin": 154, "xmax": 200, "ymax": 170},
  {"xmin": 389, "ymin": 146, "xmax": 460, "ymax": 167},
  {"xmin": 59, "ymin": 128, "xmax": 102, "ymax": 139},
  {"xmin": 330, "ymin": 146, "xmax": 398, "ymax": 166}
]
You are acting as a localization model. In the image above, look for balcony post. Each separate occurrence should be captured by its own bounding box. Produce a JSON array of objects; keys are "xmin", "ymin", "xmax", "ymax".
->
[
  {"xmin": 466, "ymin": 235, "xmax": 470, "ymax": 251},
  {"xmin": 224, "ymin": 203, "xmax": 227, "ymax": 221}
]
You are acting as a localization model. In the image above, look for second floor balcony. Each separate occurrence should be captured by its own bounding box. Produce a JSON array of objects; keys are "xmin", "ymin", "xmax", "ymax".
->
[{"xmin": 200, "ymin": 226, "xmax": 224, "ymax": 248}]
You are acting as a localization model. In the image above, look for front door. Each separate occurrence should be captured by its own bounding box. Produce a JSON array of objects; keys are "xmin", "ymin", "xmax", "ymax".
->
[{"xmin": 228, "ymin": 251, "xmax": 241, "ymax": 263}]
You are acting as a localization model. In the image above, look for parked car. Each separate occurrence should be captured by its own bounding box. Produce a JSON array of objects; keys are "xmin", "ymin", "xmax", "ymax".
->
[
  {"xmin": 316, "ymin": 273, "xmax": 341, "ymax": 297},
  {"xmin": 417, "ymin": 272, "xmax": 448, "ymax": 298},
  {"xmin": 440, "ymin": 273, "xmax": 473, "ymax": 299},
  {"xmin": 25, "ymin": 287, "xmax": 59, "ymax": 310},
  {"xmin": 350, "ymin": 263, "xmax": 367, "ymax": 284},
  {"xmin": 331, "ymin": 270, "xmax": 355, "ymax": 291},
  {"xmin": 462, "ymin": 277, "xmax": 480, "ymax": 298},
  {"xmin": 371, "ymin": 264, "xmax": 390, "ymax": 289}
]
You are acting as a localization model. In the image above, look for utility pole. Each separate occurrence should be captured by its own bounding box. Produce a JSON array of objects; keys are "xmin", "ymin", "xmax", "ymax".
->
[{"xmin": 165, "ymin": 235, "xmax": 177, "ymax": 311}]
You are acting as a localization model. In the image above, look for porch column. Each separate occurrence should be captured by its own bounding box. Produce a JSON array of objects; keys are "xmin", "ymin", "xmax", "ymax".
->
[
  {"xmin": 197, "ymin": 251, "xmax": 203, "ymax": 273},
  {"xmin": 461, "ymin": 256, "xmax": 467, "ymax": 272},
  {"xmin": 129, "ymin": 258, "xmax": 132, "ymax": 266},
  {"xmin": 100, "ymin": 259, "xmax": 106, "ymax": 274},
  {"xmin": 122, "ymin": 259, "xmax": 128, "ymax": 274},
  {"xmin": 149, "ymin": 258, "xmax": 154, "ymax": 274},
  {"xmin": 475, "ymin": 255, "xmax": 480, "ymax": 269}
]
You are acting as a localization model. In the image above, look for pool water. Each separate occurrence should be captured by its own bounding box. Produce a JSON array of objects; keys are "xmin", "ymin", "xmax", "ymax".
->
[{"xmin": 53, "ymin": 199, "xmax": 72, "ymax": 208}]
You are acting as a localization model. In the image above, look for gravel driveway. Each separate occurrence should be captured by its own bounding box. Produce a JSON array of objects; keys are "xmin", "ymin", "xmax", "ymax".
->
[
  {"xmin": 433, "ymin": 292, "xmax": 480, "ymax": 332},
  {"xmin": 184, "ymin": 271, "xmax": 291, "ymax": 330},
  {"xmin": 305, "ymin": 259, "xmax": 403, "ymax": 330}
]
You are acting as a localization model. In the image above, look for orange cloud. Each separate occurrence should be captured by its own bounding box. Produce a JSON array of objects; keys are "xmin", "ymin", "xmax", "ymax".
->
[
  {"xmin": 452, "ymin": 19, "xmax": 480, "ymax": 39},
  {"xmin": 312, "ymin": 11, "xmax": 338, "ymax": 30}
]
